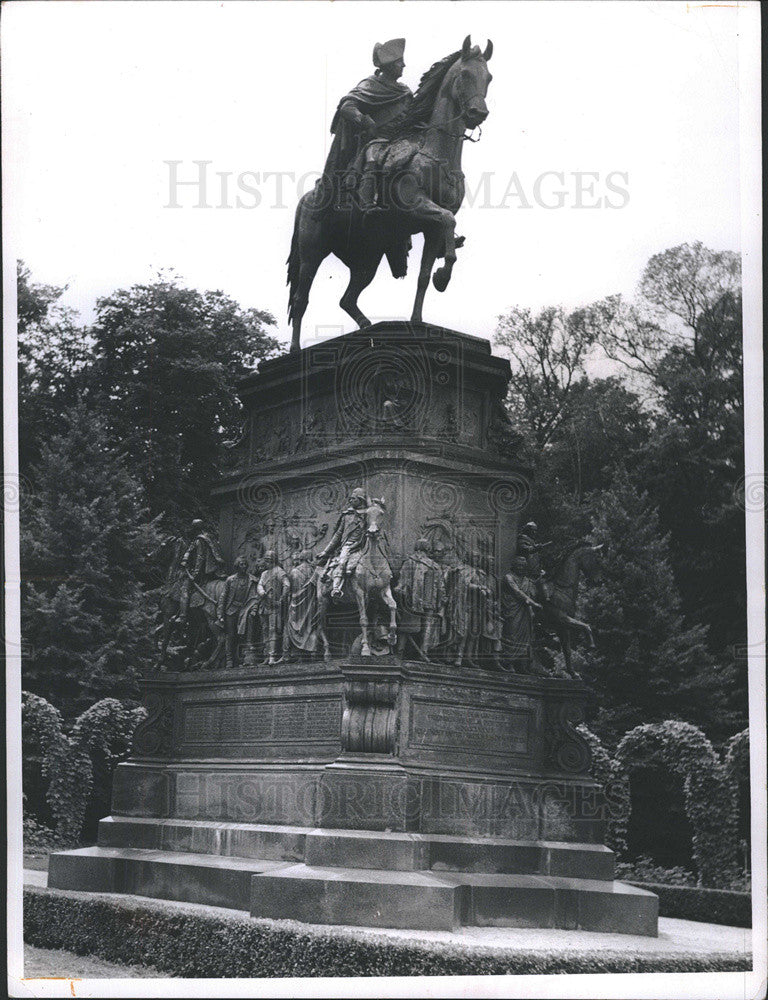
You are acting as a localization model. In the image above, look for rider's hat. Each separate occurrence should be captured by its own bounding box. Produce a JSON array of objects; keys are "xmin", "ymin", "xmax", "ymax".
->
[
  {"xmin": 350, "ymin": 487, "xmax": 367, "ymax": 501},
  {"xmin": 373, "ymin": 38, "xmax": 405, "ymax": 68},
  {"xmin": 523, "ymin": 521, "xmax": 538, "ymax": 532}
]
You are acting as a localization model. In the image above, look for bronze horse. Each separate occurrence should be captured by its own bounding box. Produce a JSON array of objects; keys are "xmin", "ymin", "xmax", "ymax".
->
[
  {"xmin": 351, "ymin": 498, "xmax": 398, "ymax": 656},
  {"xmin": 539, "ymin": 544, "xmax": 602, "ymax": 677},
  {"xmin": 287, "ymin": 35, "xmax": 493, "ymax": 353}
]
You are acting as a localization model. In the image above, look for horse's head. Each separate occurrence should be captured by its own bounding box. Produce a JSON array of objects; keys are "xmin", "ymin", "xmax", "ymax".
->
[
  {"xmin": 365, "ymin": 498, "xmax": 387, "ymax": 533},
  {"xmin": 448, "ymin": 35, "xmax": 493, "ymax": 130}
]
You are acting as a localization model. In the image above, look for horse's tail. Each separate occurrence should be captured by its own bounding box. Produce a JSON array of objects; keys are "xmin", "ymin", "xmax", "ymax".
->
[{"xmin": 286, "ymin": 198, "xmax": 302, "ymax": 325}]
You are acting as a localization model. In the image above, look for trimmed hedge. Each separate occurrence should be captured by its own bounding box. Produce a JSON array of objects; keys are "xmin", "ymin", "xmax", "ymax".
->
[
  {"xmin": 616, "ymin": 721, "xmax": 739, "ymax": 887},
  {"xmin": 627, "ymin": 882, "xmax": 751, "ymax": 928},
  {"xmin": 24, "ymin": 887, "xmax": 751, "ymax": 977}
]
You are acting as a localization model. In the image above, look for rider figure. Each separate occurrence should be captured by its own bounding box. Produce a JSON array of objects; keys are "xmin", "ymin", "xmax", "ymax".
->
[
  {"xmin": 317, "ymin": 487, "xmax": 369, "ymax": 598},
  {"xmin": 175, "ymin": 519, "xmax": 226, "ymax": 625},
  {"xmin": 517, "ymin": 521, "xmax": 551, "ymax": 603},
  {"xmin": 323, "ymin": 38, "xmax": 413, "ymax": 212}
]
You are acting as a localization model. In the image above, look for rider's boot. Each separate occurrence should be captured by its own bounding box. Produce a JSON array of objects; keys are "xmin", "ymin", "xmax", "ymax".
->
[{"xmin": 358, "ymin": 169, "xmax": 384, "ymax": 213}]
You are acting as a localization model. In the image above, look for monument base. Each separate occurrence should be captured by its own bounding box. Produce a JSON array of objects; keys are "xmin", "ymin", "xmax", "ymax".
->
[
  {"xmin": 49, "ymin": 819, "xmax": 656, "ymax": 934},
  {"xmin": 48, "ymin": 662, "xmax": 658, "ymax": 935}
]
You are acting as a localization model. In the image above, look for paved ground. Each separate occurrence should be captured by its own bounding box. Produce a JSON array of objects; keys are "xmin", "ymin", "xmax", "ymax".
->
[
  {"xmin": 24, "ymin": 943, "xmax": 162, "ymax": 979},
  {"xmin": 23, "ymin": 869, "xmax": 752, "ymax": 965},
  {"xmin": 348, "ymin": 916, "xmax": 752, "ymax": 956}
]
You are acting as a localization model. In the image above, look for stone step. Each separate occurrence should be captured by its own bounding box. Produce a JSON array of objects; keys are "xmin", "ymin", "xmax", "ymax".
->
[
  {"xmin": 98, "ymin": 816, "xmax": 308, "ymax": 864},
  {"xmin": 47, "ymin": 845, "xmax": 284, "ymax": 911},
  {"xmin": 47, "ymin": 845, "xmax": 656, "ymax": 935},
  {"xmin": 250, "ymin": 864, "xmax": 658, "ymax": 935},
  {"xmin": 97, "ymin": 816, "xmax": 615, "ymax": 880},
  {"xmin": 251, "ymin": 863, "xmax": 463, "ymax": 930}
]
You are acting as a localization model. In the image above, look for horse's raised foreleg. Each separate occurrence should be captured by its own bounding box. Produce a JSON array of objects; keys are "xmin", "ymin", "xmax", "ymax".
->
[
  {"xmin": 403, "ymin": 190, "xmax": 457, "ymax": 305},
  {"xmin": 339, "ymin": 257, "xmax": 379, "ymax": 330},
  {"xmin": 381, "ymin": 584, "xmax": 398, "ymax": 648},
  {"xmin": 561, "ymin": 614, "xmax": 594, "ymax": 649}
]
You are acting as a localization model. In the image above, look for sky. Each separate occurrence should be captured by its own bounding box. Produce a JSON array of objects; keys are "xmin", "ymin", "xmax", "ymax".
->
[{"xmin": 2, "ymin": 0, "xmax": 757, "ymax": 349}]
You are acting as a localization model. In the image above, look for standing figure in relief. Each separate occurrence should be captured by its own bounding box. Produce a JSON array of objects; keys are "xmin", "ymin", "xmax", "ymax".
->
[
  {"xmin": 285, "ymin": 550, "xmax": 330, "ymax": 661},
  {"xmin": 255, "ymin": 550, "xmax": 291, "ymax": 666},
  {"xmin": 217, "ymin": 557, "xmax": 259, "ymax": 670},
  {"xmin": 448, "ymin": 551, "xmax": 499, "ymax": 670},
  {"xmin": 500, "ymin": 555, "xmax": 543, "ymax": 672},
  {"xmin": 395, "ymin": 538, "xmax": 445, "ymax": 660}
]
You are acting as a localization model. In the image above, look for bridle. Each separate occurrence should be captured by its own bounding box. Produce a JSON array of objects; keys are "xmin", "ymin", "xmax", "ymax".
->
[{"xmin": 417, "ymin": 112, "xmax": 484, "ymax": 143}]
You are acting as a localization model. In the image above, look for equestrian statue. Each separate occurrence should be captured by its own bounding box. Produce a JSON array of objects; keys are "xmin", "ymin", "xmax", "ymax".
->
[{"xmin": 287, "ymin": 34, "xmax": 493, "ymax": 352}]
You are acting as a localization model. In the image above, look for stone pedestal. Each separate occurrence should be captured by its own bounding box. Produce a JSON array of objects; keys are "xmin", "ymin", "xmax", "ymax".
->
[
  {"xmin": 215, "ymin": 323, "xmax": 532, "ymax": 646},
  {"xmin": 49, "ymin": 663, "xmax": 657, "ymax": 935},
  {"xmin": 106, "ymin": 663, "xmax": 603, "ymax": 839},
  {"xmin": 48, "ymin": 324, "xmax": 657, "ymax": 935}
]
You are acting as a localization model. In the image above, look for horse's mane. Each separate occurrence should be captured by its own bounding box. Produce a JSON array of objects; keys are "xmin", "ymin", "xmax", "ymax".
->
[{"xmin": 381, "ymin": 50, "xmax": 461, "ymax": 140}]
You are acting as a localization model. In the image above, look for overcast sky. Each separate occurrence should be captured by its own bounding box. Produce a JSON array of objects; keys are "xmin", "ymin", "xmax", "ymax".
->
[{"xmin": 2, "ymin": 0, "xmax": 758, "ymax": 348}]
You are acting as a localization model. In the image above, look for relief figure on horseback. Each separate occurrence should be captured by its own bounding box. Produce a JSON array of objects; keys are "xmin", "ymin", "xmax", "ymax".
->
[{"xmin": 316, "ymin": 488, "xmax": 398, "ymax": 657}]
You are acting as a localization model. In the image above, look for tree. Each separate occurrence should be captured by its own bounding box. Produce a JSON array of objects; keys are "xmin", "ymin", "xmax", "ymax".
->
[
  {"xmin": 84, "ymin": 274, "xmax": 279, "ymax": 529},
  {"xmin": 16, "ymin": 261, "xmax": 92, "ymax": 472},
  {"xmin": 21, "ymin": 402, "xmax": 161, "ymax": 717},
  {"xmin": 594, "ymin": 241, "xmax": 741, "ymax": 399},
  {"xmin": 496, "ymin": 244, "xmax": 747, "ymax": 740},
  {"xmin": 494, "ymin": 306, "xmax": 600, "ymax": 450},
  {"xmin": 633, "ymin": 287, "xmax": 744, "ymax": 667},
  {"xmin": 576, "ymin": 471, "xmax": 727, "ymax": 742},
  {"xmin": 529, "ymin": 378, "xmax": 650, "ymax": 535}
]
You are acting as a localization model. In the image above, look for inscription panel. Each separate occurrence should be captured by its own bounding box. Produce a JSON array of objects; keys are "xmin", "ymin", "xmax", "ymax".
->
[
  {"xmin": 179, "ymin": 697, "xmax": 341, "ymax": 752},
  {"xmin": 408, "ymin": 698, "xmax": 531, "ymax": 757}
]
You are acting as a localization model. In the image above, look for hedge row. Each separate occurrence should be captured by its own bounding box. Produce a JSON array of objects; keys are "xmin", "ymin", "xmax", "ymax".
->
[
  {"xmin": 628, "ymin": 882, "xmax": 752, "ymax": 928},
  {"xmin": 24, "ymin": 887, "xmax": 751, "ymax": 978}
]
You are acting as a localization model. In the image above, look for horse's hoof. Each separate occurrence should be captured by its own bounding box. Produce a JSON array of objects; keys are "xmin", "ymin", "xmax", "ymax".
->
[
  {"xmin": 432, "ymin": 266, "xmax": 451, "ymax": 292},
  {"xmin": 361, "ymin": 647, "xmax": 371, "ymax": 657},
  {"xmin": 358, "ymin": 317, "xmax": 372, "ymax": 329}
]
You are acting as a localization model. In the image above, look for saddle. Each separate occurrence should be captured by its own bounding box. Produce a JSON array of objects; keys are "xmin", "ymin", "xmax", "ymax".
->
[{"xmin": 341, "ymin": 138, "xmax": 420, "ymax": 206}]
